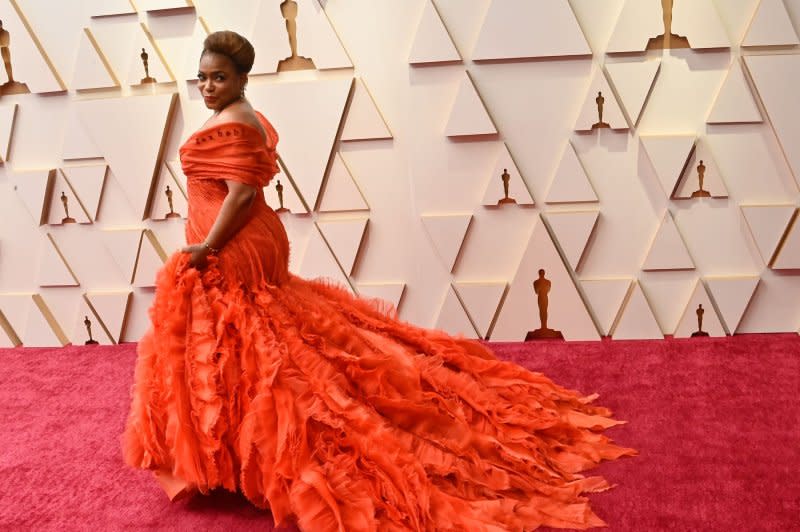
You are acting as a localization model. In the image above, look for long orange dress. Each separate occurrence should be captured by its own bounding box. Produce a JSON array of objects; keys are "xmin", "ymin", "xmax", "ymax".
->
[{"xmin": 123, "ymin": 111, "xmax": 636, "ymax": 531}]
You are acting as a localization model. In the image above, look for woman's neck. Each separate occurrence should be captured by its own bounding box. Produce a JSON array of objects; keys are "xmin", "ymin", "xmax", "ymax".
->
[{"xmin": 213, "ymin": 96, "xmax": 245, "ymax": 116}]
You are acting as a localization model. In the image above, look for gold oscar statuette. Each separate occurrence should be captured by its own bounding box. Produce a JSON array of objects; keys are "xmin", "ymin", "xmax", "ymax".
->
[
  {"xmin": 275, "ymin": 179, "xmax": 289, "ymax": 214},
  {"xmin": 84, "ymin": 315, "xmax": 99, "ymax": 345},
  {"xmin": 691, "ymin": 304, "xmax": 709, "ymax": 337},
  {"xmin": 0, "ymin": 19, "xmax": 29, "ymax": 95},
  {"xmin": 591, "ymin": 91, "xmax": 610, "ymax": 130},
  {"xmin": 497, "ymin": 168, "xmax": 517, "ymax": 205},
  {"xmin": 61, "ymin": 191, "xmax": 76, "ymax": 224},
  {"xmin": 277, "ymin": 0, "xmax": 316, "ymax": 72},
  {"xmin": 140, "ymin": 47, "xmax": 156, "ymax": 84},
  {"xmin": 646, "ymin": 0, "xmax": 691, "ymax": 50},
  {"xmin": 525, "ymin": 269, "xmax": 564, "ymax": 341},
  {"xmin": 690, "ymin": 160, "xmax": 711, "ymax": 198},
  {"xmin": 165, "ymin": 185, "xmax": 181, "ymax": 219}
]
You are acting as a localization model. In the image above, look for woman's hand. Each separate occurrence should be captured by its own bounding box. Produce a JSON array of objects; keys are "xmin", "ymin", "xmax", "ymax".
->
[{"xmin": 181, "ymin": 243, "xmax": 212, "ymax": 269}]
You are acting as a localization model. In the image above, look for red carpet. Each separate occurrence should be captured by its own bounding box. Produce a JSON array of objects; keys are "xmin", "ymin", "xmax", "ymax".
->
[{"xmin": 0, "ymin": 334, "xmax": 797, "ymax": 531}]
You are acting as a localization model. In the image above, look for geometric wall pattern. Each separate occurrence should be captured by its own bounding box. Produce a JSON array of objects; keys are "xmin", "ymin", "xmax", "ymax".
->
[{"xmin": 1, "ymin": 0, "xmax": 799, "ymax": 346}]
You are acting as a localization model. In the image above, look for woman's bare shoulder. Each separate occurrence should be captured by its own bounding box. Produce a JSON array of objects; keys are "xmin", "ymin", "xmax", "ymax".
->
[{"xmin": 218, "ymin": 103, "xmax": 266, "ymax": 140}]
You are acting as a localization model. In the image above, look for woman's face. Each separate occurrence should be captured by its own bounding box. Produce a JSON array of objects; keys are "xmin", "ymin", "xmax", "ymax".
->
[{"xmin": 197, "ymin": 52, "xmax": 246, "ymax": 112}]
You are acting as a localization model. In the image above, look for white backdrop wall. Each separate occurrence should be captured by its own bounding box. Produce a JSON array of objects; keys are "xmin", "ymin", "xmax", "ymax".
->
[{"xmin": 0, "ymin": 0, "xmax": 799, "ymax": 347}]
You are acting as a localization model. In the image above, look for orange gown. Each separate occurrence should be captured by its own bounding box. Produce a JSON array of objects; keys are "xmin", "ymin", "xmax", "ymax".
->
[{"xmin": 123, "ymin": 111, "xmax": 636, "ymax": 531}]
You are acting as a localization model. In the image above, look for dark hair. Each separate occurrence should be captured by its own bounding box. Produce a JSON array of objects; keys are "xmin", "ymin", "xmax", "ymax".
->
[{"xmin": 202, "ymin": 31, "xmax": 255, "ymax": 74}]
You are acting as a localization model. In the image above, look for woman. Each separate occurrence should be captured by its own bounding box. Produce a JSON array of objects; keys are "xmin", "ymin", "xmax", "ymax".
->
[{"xmin": 123, "ymin": 31, "xmax": 635, "ymax": 531}]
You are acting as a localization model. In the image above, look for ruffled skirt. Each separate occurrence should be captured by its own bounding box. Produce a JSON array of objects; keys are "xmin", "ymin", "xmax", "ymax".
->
[{"xmin": 123, "ymin": 253, "xmax": 636, "ymax": 531}]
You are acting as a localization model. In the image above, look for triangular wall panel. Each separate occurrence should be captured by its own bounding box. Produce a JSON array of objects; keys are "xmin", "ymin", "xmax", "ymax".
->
[
  {"xmin": 640, "ymin": 275, "xmax": 701, "ymax": 334},
  {"xmin": 8, "ymin": 168, "xmax": 55, "ymax": 226},
  {"xmin": 0, "ymin": 1, "xmax": 65, "ymax": 92},
  {"xmin": 71, "ymin": 28, "xmax": 118, "ymax": 90},
  {"xmin": 318, "ymin": 154, "xmax": 369, "ymax": 213},
  {"xmin": 37, "ymin": 287, "xmax": 83, "ymax": 337},
  {"xmin": 84, "ymin": 16, "xmax": 140, "ymax": 87},
  {"xmin": 581, "ymin": 278, "xmax": 632, "ymax": 336},
  {"xmin": 60, "ymin": 165, "xmax": 107, "ymax": 222},
  {"xmin": 641, "ymin": 135, "xmax": 696, "ymax": 197},
  {"xmin": 575, "ymin": 69, "xmax": 627, "ymax": 131},
  {"xmin": 453, "ymin": 281, "xmax": 507, "ymax": 339},
  {"xmin": 408, "ymin": 0, "xmax": 461, "ymax": 65},
  {"xmin": 62, "ymin": 107, "xmax": 102, "ymax": 160},
  {"xmin": 642, "ymin": 211, "xmax": 695, "ymax": 271},
  {"xmin": 673, "ymin": 145, "xmax": 729, "ymax": 199},
  {"xmin": 444, "ymin": 72, "xmax": 497, "ymax": 137},
  {"xmin": 613, "ymin": 282, "xmax": 663, "ymax": 339},
  {"xmin": 101, "ymin": 228, "xmax": 143, "ymax": 284},
  {"xmin": 341, "ymin": 78, "xmax": 393, "ymax": 142},
  {"xmin": 178, "ymin": 17, "xmax": 210, "ymax": 81},
  {"xmin": 316, "ymin": 218, "xmax": 369, "ymax": 275},
  {"xmin": 741, "ymin": 204, "xmax": 796, "ymax": 265},
  {"xmin": 673, "ymin": 281, "xmax": 726, "ymax": 338},
  {"xmin": 707, "ymin": 59, "xmax": 762, "ymax": 124},
  {"xmin": 165, "ymin": 159, "xmax": 187, "ymax": 196},
  {"xmin": 298, "ymin": 225, "xmax": 355, "ymax": 294},
  {"xmin": 742, "ymin": 0, "xmax": 800, "ymax": 47},
  {"xmin": 248, "ymin": 78, "xmax": 352, "ymax": 211},
  {"xmin": 249, "ymin": 0, "xmax": 352, "ymax": 74},
  {"xmin": 84, "ymin": 291, "xmax": 132, "ymax": 344},
  {"xmin": 421, "ymin": 213, "xmax": 472, "ymax": 273},
  {"xmin": 542, "ymin": 210, "xmax": 599, "ymax": 272},
  {"xmin": 75, "ymin": 93, "xmax": 176, "ymax": 219},
  {"xmin": 604, "ymin": 59, "xmax": 661, "ymax": 127},
  {"xmin": 28, "ymin": 294, "xmax": 69, "ymax": 347},
  {"xmin": 70, "ymin": 297, "xmax": 113, "ymax": 346},
  {"xmin": 150, "ymin": 218, "xmax": 186, "ymax": 256},
  {"xmin": 545, "ymin": 142, "xmax": 597, "ymax": 204},
  {"xmin": 148, "ymin": 163, "xmax": 187, "ymax": 221},
  {"xmin": 37, "ymin": 234, "xmax": 79, "ymax": 287},
  {"xmin": 47, "ymin": 170, "xmax": 91, "ymax": 225},
  {"xmin": 124, "ymin": 23, "xmax": 174, "ymax": 86},
  {"xmin": 472, "ymin": 0, "xmax": 590, "ymax": 60},
  {"xmin": 607, "ymin": 0, "xmax": 729, "ymax": 53},
  {"xmin": 704, "ymin": 276, "xmax": 760, "ymax": 334},
  {"xmin": 133, "ymin": 230, "xmax": 167, "ymax": 288},
  {"xmin": 265, "ymin": 174, "xmax": 308, "ymax": 215},
  {"xmin": 491, "ymin": 219, "xmax": 599, "ymax": 341},
  {"xmin": 434, "ymin": 286, "xmax": 478, "ymax": 338},
  {"xmin": 480, "ymin": 143, "xmax": 534, "ymax": 206},
  {"xmin": 745, "ymin": 54, "xmax": 800, "ymax": 183}
]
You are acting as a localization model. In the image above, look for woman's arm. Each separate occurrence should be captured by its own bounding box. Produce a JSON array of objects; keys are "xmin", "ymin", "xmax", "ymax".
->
[{"xmin": 182, "ymin": 179, "xmax": 257, "ymax": 268}]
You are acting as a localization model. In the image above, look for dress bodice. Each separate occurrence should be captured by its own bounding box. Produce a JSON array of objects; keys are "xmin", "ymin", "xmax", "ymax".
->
[
  {"xmin": 179, "ymin": 111, "xmax": 280, "ymax": 188},
  {"xmin": 177, "ymin": 111, "xmax": 290, "ymax": 286}
]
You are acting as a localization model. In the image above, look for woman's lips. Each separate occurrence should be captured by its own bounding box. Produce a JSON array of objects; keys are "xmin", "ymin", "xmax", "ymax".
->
[{"xmin": 204, "ymin": 96, "xmax": 217, "ymax": 103}]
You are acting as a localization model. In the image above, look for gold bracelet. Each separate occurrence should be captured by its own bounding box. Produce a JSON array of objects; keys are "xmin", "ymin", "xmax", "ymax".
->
[{"xmin": 203, "ymin": 241, "xmax": 220, "ymax": 254}]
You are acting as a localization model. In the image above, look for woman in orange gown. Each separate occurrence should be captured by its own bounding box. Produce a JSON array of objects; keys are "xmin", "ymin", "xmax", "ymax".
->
[{"xmin": 123, "ymin": 31, "xmax": 635, "ymax": 531}]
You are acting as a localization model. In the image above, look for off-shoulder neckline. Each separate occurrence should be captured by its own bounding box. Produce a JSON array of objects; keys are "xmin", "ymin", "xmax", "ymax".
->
[{"xmin": 190, "ymin": 110, "xmax": 267, "ymax": 142}]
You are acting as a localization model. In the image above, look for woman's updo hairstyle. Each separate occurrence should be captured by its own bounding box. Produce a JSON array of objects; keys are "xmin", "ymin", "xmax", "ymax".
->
[{"xmin": 202, "ymin": 31, "xmax": 255, "ymax": 74}]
